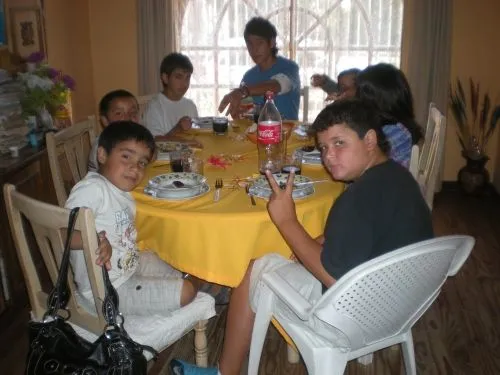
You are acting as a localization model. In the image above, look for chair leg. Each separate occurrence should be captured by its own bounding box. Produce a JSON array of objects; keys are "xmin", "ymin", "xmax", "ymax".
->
[
  {"xmin": 401, "ymin": 331, "xmax": 417, "ymax": 375},
  {"xmin": 287, "ymin": 344, "xmax": 300, "ymax": 363},
  {"xmin": 248, "ymin": 286, "xmax": 274, "ymax": 375},
  {"xmin": 194, "ymin": 320, "xmax": 208, "ymax": 367}
]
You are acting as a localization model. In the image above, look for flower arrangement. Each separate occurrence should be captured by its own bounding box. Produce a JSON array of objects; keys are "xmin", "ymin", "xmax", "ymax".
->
[
  {"xmin": 449, "ymin": 77, "xmax": 500, "ymax": 160},
  {"xmin": 18, "ymin": 64, "xmax": 76, "ymax": 118},
  {"xmin": 25, "ymin": 51, "xmax": 45, "ymax": 64}
]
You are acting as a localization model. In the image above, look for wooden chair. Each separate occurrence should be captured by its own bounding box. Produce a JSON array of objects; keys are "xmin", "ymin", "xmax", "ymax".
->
[
  {"xmin": 417, "ymin": 105, "xmax": 447, "ymax": 210},
  {"xmin": 4, "ymin": 184, "xmax": 215, "ymax": 369},
  {"xmin": 420, "ymin": 103, "xmax": 440, "ymax": 172},
  {"xmin": 409, "ymin": 144, "xmax": 420, "ymax": 180},
  {"xmin": 46, "ymin": 116, "xmax": 97, "ymax": 207},
  {"xmin": 137, "ymin": 94, "xmax": 155, "ymax": 121},
  {"xmin": 300, "ymin": 86, "xmax": 310, "ymax": 123}
]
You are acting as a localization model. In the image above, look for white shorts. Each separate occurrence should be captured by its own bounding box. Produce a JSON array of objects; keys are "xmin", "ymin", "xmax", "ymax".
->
[
  {"xmin": 116, "ymin": 251, "xmax": 183, "ymax": 315},
  {"xmin": 249, "ymin": 253, "xmax": 322, "ymax": 313},
  {"xmin": 249, "ymin": 253, "xmax": 349, "ymax": 347}
]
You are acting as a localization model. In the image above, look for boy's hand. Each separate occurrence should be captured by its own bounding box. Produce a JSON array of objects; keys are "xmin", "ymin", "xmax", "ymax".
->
[
  {"xmin": 325, "ymin": 92, "xmax": 340, "ymax": 102},
  {"xmin": 177, "ymin": 116, "xmax": 193, "ymax": 131},
  {"xmin": 218, "ymin": 89, "xmax": 243, "ymax": 119},
  {"xmin": 96, "ymin": 231, "xmax": 112, "ymax": 270},
  {"xmin": 265, "ymin": 170, "xmax": 297, "ymax": 228},
  {"xmin": 310, "ymin": 74, "xmax": 326, "ymax": 87}
]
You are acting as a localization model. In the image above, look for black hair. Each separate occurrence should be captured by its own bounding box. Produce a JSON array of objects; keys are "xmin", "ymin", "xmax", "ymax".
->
[
  {"xmin": 244, "ymin": 17, "xmax": 278, "ymax": 57},
  {"xmin": 338, "ymin": 68, "xmax": 361, "ymax": 80},
  {"xmin": 99, "ymin": 89, "xmax": 136, "ymax": 117},
  {"xmin": 356, "ymin": 63, "xmax": 423, "ymax": 144},
  {"xmin": 98, "ymin": 121, "xmax": 156, "ymax": 158},
  {"xmin": 160, "ymin": 52, "xmax": 194, "ymax": 77},
  {"xmin": 311, "ymin": 98, "xmax": 390, "ymax": 155}
]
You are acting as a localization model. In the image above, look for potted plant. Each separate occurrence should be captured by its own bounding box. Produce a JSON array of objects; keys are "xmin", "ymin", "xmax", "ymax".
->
[
  {"xmin": 25, "ymin": 51, "xmax": 45, "ymax": 72},
  {"xmin": 18, "ymin": 65, "xmax": 76, "ymax": 130},
  {"xmin": 449, "ymin": 77, "xmax": 500, "ymax": 194}
]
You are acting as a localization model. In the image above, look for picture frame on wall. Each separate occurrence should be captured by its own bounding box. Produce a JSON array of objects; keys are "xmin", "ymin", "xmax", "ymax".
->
[
  {"xmin": 0, "ymin": 0, "xmax": 6, "ymax": 47},
  {"xmin": 10, "ymin": 7, "xmax": 44, "ymax": 59}
]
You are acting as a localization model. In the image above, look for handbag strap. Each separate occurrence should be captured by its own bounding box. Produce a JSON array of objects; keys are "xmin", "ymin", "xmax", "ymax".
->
[
  {"xmin": 46, "ymin": 207, "xmax": 80, "ymax": 317},
  {"xmin": 101, "ymin": 265, "xmax": 121, "ymax": 326}
]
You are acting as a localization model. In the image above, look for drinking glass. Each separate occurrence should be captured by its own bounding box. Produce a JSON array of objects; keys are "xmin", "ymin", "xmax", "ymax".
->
[
  {"xmin": 183, "ymin": 156, "xmax": 204, "ymax": 175},
  {"xmin": 170, "ymin": 150, "xmax": 190, "ymax": 172},
  {"xmin": 282, "ymin": 149, "xmax": 303, "ymax": 175},
  {"xmin": 213, "ymin": 117, "xmax": 229, "ymax": 135},
  {"xmin": 253, "ymin": 104, "xmax": 262, "ymax": 124}
]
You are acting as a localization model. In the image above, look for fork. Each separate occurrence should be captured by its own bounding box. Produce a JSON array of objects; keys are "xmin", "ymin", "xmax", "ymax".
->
[
  {"xmin": 245, "ymin": 184, "xmax": 256, "ymax": 206},
  {"xmin": 214, "ymin": 178, "xmax": 223, "ymax": 202}
]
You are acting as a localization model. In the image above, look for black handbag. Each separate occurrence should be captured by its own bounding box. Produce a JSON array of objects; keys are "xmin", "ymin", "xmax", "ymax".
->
[{"xmin": 25, "ymin": 207, "xmax": 158, "ymax": 375}]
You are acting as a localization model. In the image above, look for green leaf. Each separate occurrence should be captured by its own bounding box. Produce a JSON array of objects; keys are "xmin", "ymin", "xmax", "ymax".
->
[
  {"xmin": 485, "ymin": 105, "xmax": 500, "ymax": 141},
  {"xmin": 470, "ymin": 78, "xmax": 479, "ymax": 125},
  {"xmin": 479, "ymin": 93, "xmax": 490, "ymax": 131}
]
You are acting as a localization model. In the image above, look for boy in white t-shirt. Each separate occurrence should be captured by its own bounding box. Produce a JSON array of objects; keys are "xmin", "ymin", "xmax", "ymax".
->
[
  {"xmin": 144, "ymin": 53, "xmax": 198, "ymax": 138},
  {"xmin": 67, "ymin": 121, "xmax": 203, "ymax": 314},
  {"xmin": 88, "ymin": 90, "xmax": 140, "ymax": 172}
]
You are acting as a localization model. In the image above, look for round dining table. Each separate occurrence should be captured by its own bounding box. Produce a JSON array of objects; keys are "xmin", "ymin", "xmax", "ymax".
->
[{"xmin": 132, "ymin": 124, "xmax": 345, "ymax": 287}]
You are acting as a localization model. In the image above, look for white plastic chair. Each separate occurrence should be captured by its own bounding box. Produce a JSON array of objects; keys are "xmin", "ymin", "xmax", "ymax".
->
[
  {"xmin": 248, "ymin": 235, "xmax": 474, "ymax": 375},
  {"xmin": 417, "ymin": 105, "xmax": 447, "ymax": 210},
  {"xmin": 300, "ymin": 86, "xmax": 309, "ymax": 123},
  {"xmin": 4, "ymin": 184, "xmax": 215, "ymax": 368}
]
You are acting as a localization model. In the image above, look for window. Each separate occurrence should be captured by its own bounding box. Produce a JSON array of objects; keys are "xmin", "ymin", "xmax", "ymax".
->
[{"xmin": 180, "ymin": 0, "xmax": 403, "ymax": 120}]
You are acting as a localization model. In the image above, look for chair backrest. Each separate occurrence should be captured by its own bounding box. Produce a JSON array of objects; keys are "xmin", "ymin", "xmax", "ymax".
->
[
  {"xmin": 46, "ymin": 116, "xmax": 97, "ymax": 207},
  {"xmin": 420, "ymin": 102, "xmax": 439, "ymax": 171},
  {"xmin": 408, "ymin": 144, "xmax": 420, "ymax": 179},
  {"xmin": 418, "ymin": 105, "xmax": 447, "ymax": 210},
  {"xmin": 4, "ymin": 184, "xmax": 105, "ymax": 334},
  {"xmin": 300, "ymin": 86, "xmax": 309, "ymax": 123},
  {"xmin": 137, "ymin": 94, "xmax": 155, "ymax": 121},
  {"xmin": 312, "ymin": 235, "xmax": 474, "ymax": 351}
]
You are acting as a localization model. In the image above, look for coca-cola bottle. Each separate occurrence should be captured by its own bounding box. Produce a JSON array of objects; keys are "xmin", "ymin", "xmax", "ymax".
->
[{"xmin": 257, "ymin": 91, "xmax": 282, "ymax": 174}]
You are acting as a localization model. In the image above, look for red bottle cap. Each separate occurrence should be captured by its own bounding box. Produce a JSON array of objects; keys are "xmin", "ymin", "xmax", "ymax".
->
[{"xmin": 264, "ymin": 91, "xmax": 274, "ymax": 100}]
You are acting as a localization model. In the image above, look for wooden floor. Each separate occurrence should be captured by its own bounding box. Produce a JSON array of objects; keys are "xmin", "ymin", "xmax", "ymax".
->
[{"xmin": 1, "ymin": 189, "xmax": 500, "ymax": 374}]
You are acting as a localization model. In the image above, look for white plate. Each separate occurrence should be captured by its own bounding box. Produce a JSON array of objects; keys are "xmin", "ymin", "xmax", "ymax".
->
[
  {"xmin": 146, "ymin": 172, "xmax": 206, "ymax": 199},
  {"xmin": 249, "ymin": 173, "xmax": 315, "ymax": 200},
  {"xmin": 155, "ymin": 142, "xmax": 190, "ymax": 161},
  {"xmin": 144, "ymin": 183, "xmax": 210, "ymax": 201}
]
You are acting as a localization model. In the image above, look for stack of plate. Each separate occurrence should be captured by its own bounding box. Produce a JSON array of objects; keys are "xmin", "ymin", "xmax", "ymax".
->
[
  {"xmin": 144, "ymin": 172, "xmax": 209, "ymax": 200},
  {"xmin": 192, "ymin": 117, "xmax": 214, "ymax": 129},
  {"xmin": 249, "ymin": 173, "xmax": 315, "ymax": 200},
  {"xmin": 295, "ymin": 147, "xmax": 322, "ymax": 165},
  {"xmin": 155, "ymin": 142, "xmax": 190, "ymax": 161}
]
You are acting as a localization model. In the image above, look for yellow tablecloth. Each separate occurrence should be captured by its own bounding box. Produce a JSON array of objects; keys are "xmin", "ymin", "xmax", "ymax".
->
[{"xmin": 132, "ymin": 126, "xmax": 344, "ymax": 287}]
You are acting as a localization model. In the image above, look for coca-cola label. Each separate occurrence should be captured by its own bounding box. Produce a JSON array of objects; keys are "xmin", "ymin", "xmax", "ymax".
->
[{"xmin": 257, "ymin": 121, "xmax": 281, "ymax": 144}]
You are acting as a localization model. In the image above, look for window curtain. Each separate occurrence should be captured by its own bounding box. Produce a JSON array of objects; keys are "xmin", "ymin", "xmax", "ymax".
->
[
  {"xmin": 137, "ymin": 0, "xmax": 186, "ymax": 95},
  {"xmin": 400, "ymin": 0, "xmax": 452, "ymax": 188},
  {"xmin": 400, "ymin": 0, "xmax": 453, "ymax": 126}
]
